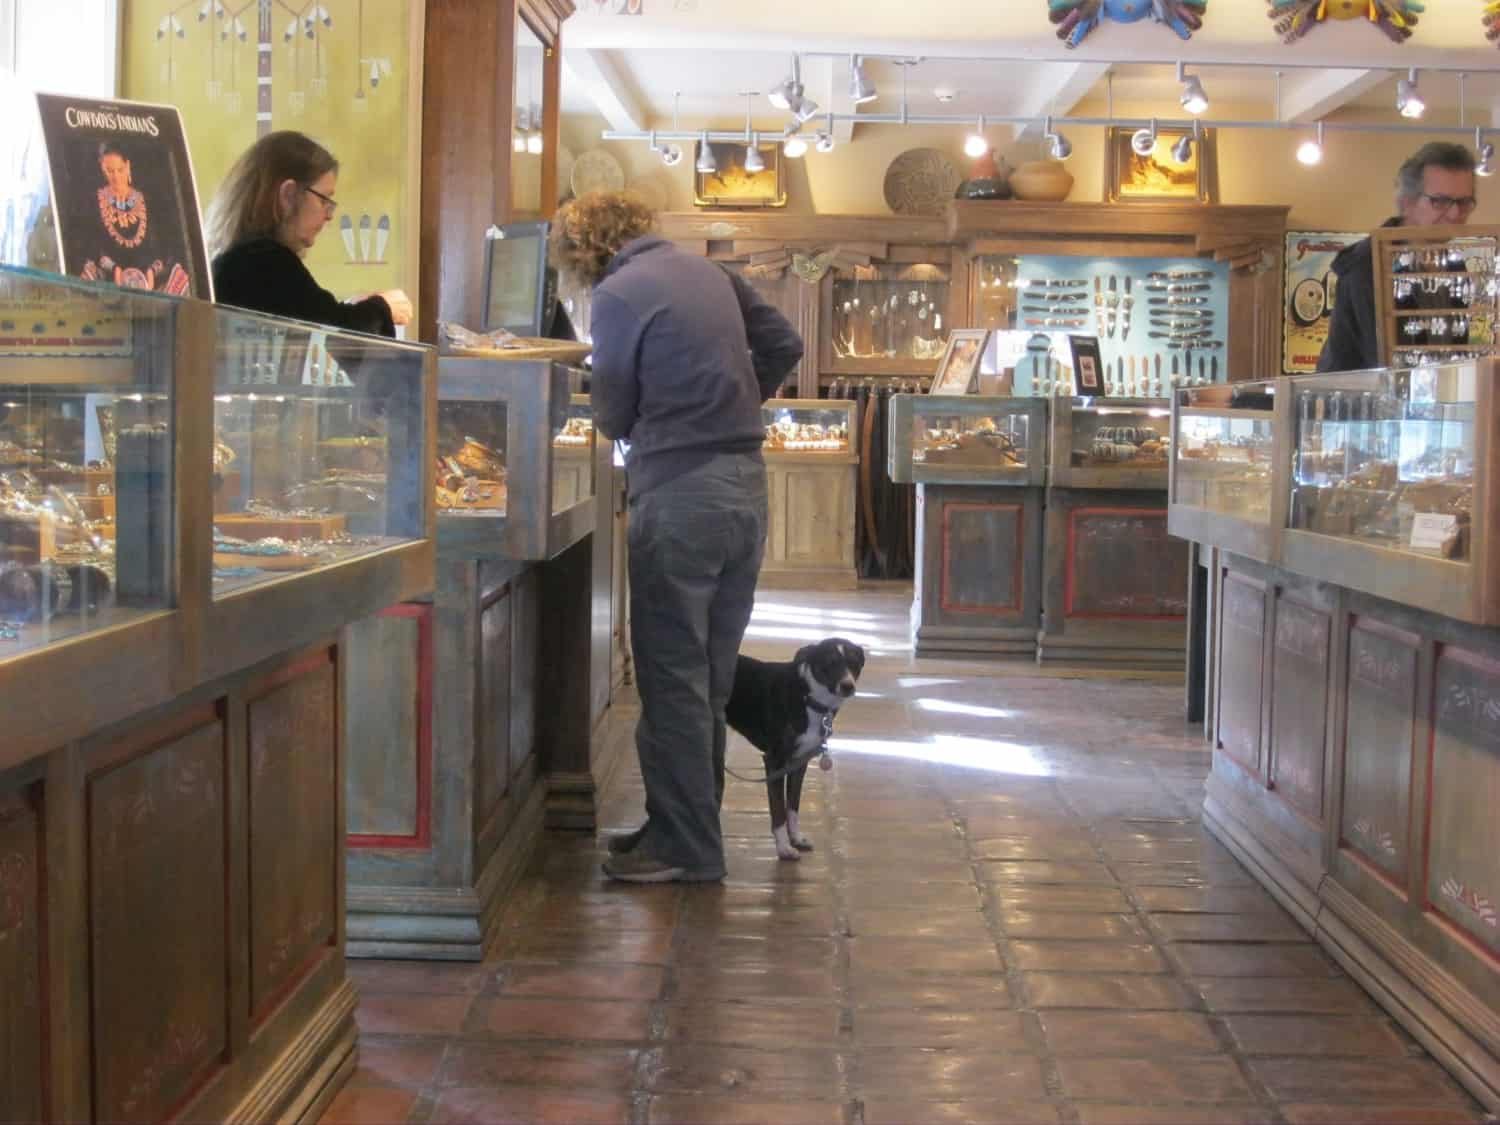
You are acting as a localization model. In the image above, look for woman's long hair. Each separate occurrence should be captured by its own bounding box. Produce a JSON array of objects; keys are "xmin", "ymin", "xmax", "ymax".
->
[{"xmin": 204, "ymin": 131, "xmax": 338, "ymax": 258}]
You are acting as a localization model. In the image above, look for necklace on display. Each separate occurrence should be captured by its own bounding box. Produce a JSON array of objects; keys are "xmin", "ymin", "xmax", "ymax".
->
[{"xmin": 97, "ymin": 187, "xmax": 148, "ymax": 249}]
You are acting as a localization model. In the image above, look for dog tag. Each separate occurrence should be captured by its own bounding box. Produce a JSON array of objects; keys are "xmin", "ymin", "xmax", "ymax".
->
[{"xmin": 818, "ymin": 752, "xmax": 833, "ymax": 771}]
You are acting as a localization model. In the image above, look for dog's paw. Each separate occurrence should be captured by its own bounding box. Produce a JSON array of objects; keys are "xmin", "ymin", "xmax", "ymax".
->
[
  {"xmin": 773, "ymin": 826, "xmax": 802, "ymax": 861},
  {"xmin": 790, "ymin": 832, "xmax": 815, "ymax": 852}
]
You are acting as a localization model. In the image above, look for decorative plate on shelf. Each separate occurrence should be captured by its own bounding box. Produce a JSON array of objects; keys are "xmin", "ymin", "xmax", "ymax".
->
[
  {"xmin": 883, "ymin": 148, "xmax": 961, "ymax": 216},
  {"xmin": 571, "ymin": 148, "xmax": 625, "ymax": 197}
]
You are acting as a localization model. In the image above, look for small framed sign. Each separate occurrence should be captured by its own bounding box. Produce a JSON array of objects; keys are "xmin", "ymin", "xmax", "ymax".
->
[
  {"xmin": 1068, "ymin": 334, "xmax": 1104, "ymax": 396},
  {"xmin": 928, "ymin": 328, "xmax": 990, "ymax": 395}
]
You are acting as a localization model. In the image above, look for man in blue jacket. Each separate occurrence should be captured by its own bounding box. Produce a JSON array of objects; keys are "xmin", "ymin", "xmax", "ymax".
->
[{"xmin": 552, "ymin": 192, "xmax": 805, "ymax": 883}]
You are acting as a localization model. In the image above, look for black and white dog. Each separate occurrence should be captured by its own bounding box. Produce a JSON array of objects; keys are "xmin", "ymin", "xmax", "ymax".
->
[{"xmin": 726, "ymin": 637, "xmax": 866, "ymax": 861}]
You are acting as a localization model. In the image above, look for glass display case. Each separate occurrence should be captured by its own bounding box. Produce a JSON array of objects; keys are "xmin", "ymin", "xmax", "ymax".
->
[
  {"xmin": 762, "ymin": 399, "xmax": 857, "ymax": 458},
  {"xmin": 887, "ymin": 395, "xmax": 1049, "ymax": 486},
  {"xmin": 1373, "ymin": 225, "xmax": 1499, "ymax": 369},
  {"xmin": 825, "ymin": 262, "xmax": 953, "ymax": 374},
  {"xmin": 1169, "ymin": 380, "xmax": 1284, "ymax": 562},
  {"xmin": 212, "ymin": 312, "xmax": 430, "ymax": 597},
  {"xmin": 1281, "ymin": 360, "xmax": 1497, "ymax": 624},
  {"xmin": 1049, "ymin": 396, "xmax": 1172, "ymax": 489},
  {"xmin": 1, "ymin": 268, "xmax": 173, "ymax": 656},
  {"xmin": 435, "ymin": 356, "xmax": 594, "ymax": 561}
]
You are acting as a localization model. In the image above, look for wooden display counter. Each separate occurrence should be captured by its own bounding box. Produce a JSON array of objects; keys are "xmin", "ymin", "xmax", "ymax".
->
[{"xmin": 760, "ymin": 399, "xmax": 860, "ymax": 590}]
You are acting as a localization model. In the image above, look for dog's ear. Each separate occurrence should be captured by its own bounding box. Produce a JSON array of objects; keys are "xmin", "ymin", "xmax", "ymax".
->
[
  {"xmin": 793, "ymin": 643, "xmax": 817, "ymax": 667},
  {"xmin": 842, "ymin": 641, "xmax": 867, "ymax": 675}
]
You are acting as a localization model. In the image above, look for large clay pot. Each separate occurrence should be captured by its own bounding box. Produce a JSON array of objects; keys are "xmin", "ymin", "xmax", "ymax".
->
[{"xmin": 1009, "ymin": 159, "xmax": 1074, "ymax": 202}]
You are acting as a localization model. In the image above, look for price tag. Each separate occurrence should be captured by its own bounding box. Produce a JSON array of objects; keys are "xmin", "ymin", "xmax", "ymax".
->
[{"xmin": 1410, "ymin": 512, "xmax": 1458, "ymax": 552}]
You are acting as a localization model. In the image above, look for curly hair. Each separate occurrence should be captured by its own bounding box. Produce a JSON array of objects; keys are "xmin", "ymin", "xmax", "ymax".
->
[{"xmin": 551, "ymin": 191, "xmax": 655, "ymax": 287}]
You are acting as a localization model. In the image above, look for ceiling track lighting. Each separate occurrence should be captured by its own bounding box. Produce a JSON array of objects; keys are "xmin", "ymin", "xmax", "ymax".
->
[
  {"xmin": 1396, "ymin": 67, "xmax": 1425, "ymax": 119},
  {"xmin": 695, "ymin": 130, "xmax": 717, "ymax": 175},
  {"xmin": 849, "ymin": 54, "xmax": 877, "ymax": 106},
  {"xmin": 964, "ymin": 114, "xmax": 989, "ymax": 159},
  {"xmin": 1171, "ymin": 119, "xmax": 1200, "ymax": 164},
  {"xmin": 1131, "ymin": 117, "xmax": 1158, "ymax": 158},
  {"xmin": 769, "ymin": 53, "xmax": 819, "ymax": 126},
  {"xmin": 1297, "ymin": 121, "xmax": 1324, "ymax": 167},
  {"xmin": 1177, "ymin": 61, "xmax": 1208, "ymax": 116},
  {"xmin": 1043, "ymin": 114, "xmax": 1071, "ymax": 161},
  {"xmin": 784, "ymin": 135, "xmax": 808, "ymax": 158},
  {"xmin": 744, "ymin": 135, "xmax": 765, "ymax": 173},
  {"xmin": 1477, "ymin": 126, "xmax": 1495, "ymax": 178},
  {"xmin": 815, "ymin": 113, "xmax": 836, "ymax": 152},
  {"xmin": 656, "ymin": 92, "xmax": 685, "ymax": 166}
]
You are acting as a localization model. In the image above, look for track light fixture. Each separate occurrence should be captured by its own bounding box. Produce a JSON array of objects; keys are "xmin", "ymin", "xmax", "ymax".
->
[
  {"xmin": 1131, "ymin": 118, "xmax": 1158, "ymax": 158},
  {"xmin": 768, "ymin": 54, "xmax": 819, "ymax": 124},
  {"xmin": 660, "ymin": 143, "xmax": 683, "ymax": 166},
  {"xmin": 696, "ymin": 131, "xmax": 717, "ymax": 175},
  {"xmin": 1396, "ymin": 67, "xmax": 1425, "ymax": 119},
  {"xmin": 964, "ymin": 115, "xmax": 989, "ymax": 159},
  {"xmin": 1043, "ymin": 115, "xmax": 1072, "ymax": 160},
  {"xmin": 784, "ymin": 135, "xmax": 808, "ymax": 158},
  {"xmin": 1177, "ymin": 61, "xmax": 1208, "ymax": 116},
  {"xmin": 657, "ymin": 92, "xmax": 685, "ymax": 165},
  {"xmin": 745, "ymin": 134, "xmax": 765, "ymax": 173},
  {"xmin": 1172, "ymin": 119, "xmax": 1200, "ymax": 164},
  {"xmin": 1475, "ymin": 127, "xmax": 1495, "ymax": 178},
  {"xmin": 815, "ymin": 131, "xmax": 835, "ymax": 153},
  {"xmin": 1297, "ymin": 121, "xmax": 1324, "ymax": 167},
  {"xmin": 850, "ymin": 54, "xmax": 877, "ymax": 106}
]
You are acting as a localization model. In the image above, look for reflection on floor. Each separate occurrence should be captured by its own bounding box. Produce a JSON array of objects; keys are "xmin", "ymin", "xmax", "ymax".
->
[{"xmin": 326, "ymin": 585, "xmax": 1490, "ymax": 1125}]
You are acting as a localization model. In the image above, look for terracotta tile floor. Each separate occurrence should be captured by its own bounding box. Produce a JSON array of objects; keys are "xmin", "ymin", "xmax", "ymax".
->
[{"xmin": 327, "ymin": 586, "xmax": 1493, "ymax": 1125}]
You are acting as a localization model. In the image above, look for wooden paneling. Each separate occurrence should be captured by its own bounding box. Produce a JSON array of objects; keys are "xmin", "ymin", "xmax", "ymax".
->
[
  {"xmin": 939, "ymin": 501, "xmax": 1022, "ymax": 614},
  {"xmin": 1217, "ymin": 573, "xmax": 1266, "ymax": 774},
  {"xmin": 1340, "ymin": 617, "xmax": 1420, "ymax": 883},
  {"xmin": 1063, "ymin": 507, "xmax": 1188, "ymax": 619},
  {"xmin": 1426, "ymin": 646, "xmax": 1500, "ymax": 958},
  {"xmin": 345, "ymin": 608, "xmax": 431, "ymax": 844},
  {"xmin": 477, "ymin": 588, "xmax": 513, "ymax": 825},
  {"xmin": 1268, "ymin": 597, "xmax": 1330, "ymax": 822},
  {"xmin": 88, "ymin": 713, "xmax": 229, "ymax": 1125},
  {"xmin": 0, "ymin": 784, "xmax": 45, "ymax": 1125},
  {"xmin": 248, "ymin": 656, "xmax": 338, "ymax": 1020},
  {"xmin": 780, "ymin": 467, "xmax": 853, "ymax": 568},
  {"xmin": 510, "ymin": 570, "xmax": 538, "ymax": 782}
]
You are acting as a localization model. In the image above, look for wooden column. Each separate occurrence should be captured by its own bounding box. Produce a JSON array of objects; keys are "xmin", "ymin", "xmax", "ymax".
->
[{"xmin": 418, "ymin": 0, "xmax": 573, "ymax": 342}]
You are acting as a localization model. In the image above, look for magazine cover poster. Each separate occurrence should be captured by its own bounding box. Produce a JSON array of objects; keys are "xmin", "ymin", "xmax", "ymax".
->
[
  {"xmin": 1283, "ymin": 231, "xmax": 1362, "ymax": 374},
  {"xmin": 35, "ymin": 93, "xmax": 210, "ymax": 299}
]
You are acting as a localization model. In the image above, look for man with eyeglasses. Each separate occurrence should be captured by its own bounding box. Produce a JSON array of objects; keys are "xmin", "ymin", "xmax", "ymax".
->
[{"xmin": 1317, "ymin": 141, "xmax": 1478, "ymax": 373}]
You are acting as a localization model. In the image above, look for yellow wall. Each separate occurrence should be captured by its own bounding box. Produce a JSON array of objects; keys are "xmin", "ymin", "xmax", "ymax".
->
[
  {"xmin": 562, "ymin": 103, "xmax": 1500, "ymax": 232},
  {"xmin": 119, "ymin": 0, "xmax": 416, "ymax": 305}
]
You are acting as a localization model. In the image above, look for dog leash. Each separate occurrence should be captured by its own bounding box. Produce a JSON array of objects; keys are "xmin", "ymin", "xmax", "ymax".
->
[{"xmin": 723, "ymin": 711, "xmax": 836, "ymax": 784}]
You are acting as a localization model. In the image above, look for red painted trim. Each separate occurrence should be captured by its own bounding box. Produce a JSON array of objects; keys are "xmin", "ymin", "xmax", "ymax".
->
[
  {"xmin": 249, "ymin": 945, "xmax": 335, "ymax": 1031},
  {"xmin": 1338, "ymin": 841, "xmax": 1410, "ymax": 902},
  {"xmin": 247, "ymin": 647, "xmax": 334, "ymax": 701},
  {"xmin": 938, "ymin": 500, "xmax": 1022, "ymax": 615},
  {"xmin": 1064, "ymin": 506, "xmax": 1185, "ymax": 621},
  {"xmin": 348, "ymin": 603, "xmax": 434, "ymax": 851}
]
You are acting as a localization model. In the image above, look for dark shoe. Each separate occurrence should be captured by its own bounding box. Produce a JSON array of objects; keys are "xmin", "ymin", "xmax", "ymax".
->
[
  {"xmin": 602, "ymin": 850, "xmax": 686, "ymax": 883},
  {"xmin": 606, "ymin": 824, "xmax": 647, "ymax": 855}
]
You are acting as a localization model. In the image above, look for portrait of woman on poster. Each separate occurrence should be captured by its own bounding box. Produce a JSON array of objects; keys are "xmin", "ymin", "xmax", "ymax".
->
[{"xmin": 79, "ymin": 141, "xmax": 190, "ymax": 295}]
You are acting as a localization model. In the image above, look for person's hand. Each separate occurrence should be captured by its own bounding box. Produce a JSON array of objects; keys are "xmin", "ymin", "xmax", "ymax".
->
[{"xmin": 379, "ymin": 289, "xmax": 413, "ymax": 326}]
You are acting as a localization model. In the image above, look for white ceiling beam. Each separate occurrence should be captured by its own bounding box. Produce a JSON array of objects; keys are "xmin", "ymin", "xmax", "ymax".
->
[
  {"xmin": 1278, "ymin": 68, "xmax": 1387, "ymax": 124},
  {"xmin": 1010, "ymin": 62, "xmax": 1111, "ymax": 141},
  {"xmin": 561, "ymin": 48, "xmax": 647, "ymax": 134}
]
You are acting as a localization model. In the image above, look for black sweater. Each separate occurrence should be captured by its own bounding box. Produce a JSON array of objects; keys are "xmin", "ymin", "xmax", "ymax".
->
[{"xmin": 212, "ymin": 237, "xmax": 394, "ymax": 337}]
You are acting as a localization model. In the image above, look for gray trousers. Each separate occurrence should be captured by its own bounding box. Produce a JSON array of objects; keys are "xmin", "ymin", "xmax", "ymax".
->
[{"xmin": 626, "ymin": 451, "xmax": 768, "ymax": 876}]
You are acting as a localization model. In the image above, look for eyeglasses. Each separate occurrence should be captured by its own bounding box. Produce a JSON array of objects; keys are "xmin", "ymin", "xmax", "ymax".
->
[
  {"xmin": 1419, "ymin": 192, "xmax": 1478, "ymax": 215},
  {"xmin": 303, "ymin": 185, "xmax": 338, "ymax": 216}
]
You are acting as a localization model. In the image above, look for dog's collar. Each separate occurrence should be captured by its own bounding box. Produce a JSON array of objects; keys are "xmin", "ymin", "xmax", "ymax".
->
[{"xmin": 806, "ymin": 698, "xmax": 836, "ymax": 715}]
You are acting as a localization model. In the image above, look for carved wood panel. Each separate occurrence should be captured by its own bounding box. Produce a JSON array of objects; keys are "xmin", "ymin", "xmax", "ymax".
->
[
  {"xmin": 939, "ymin": 500, "xmax": 1022, "ymax": 614},
  {"xmin": 1427, "ymin": 646, "xmax": 1500, "ymax": 957},
  {"xmin": 88, "ymin": 714, "xmax": 228, "ymax": 1124},
  {"xmin": 782, "ymin": 467, "xmax": 852, "ymax": 566},
  {"xmin": 345, "ymin": 608, "xmax": 429, "ymax": 843},
  {"xmin": 1340, "ymin": 617, "xmax": 1419, "ymax": 883},
  {"xmin": 0, "ymin": 784, "xmax": 45, "ymax": 1125},
  {"xmin": 1268, "ymin": 598, "xmax": 1330, "ymax": 822},
  {"xmin": 510, "ymin": 570, "xmax": 538, "ymax": 782},
  {"xmin": 478, "ymin": 588, "xmax": 513, "ymax": 823},
  {"xmin": 1217, "ymin": 574, "xmax": 1266, "ymax": 774},
  {"xmin": 248, "ymin": 656, "xmax": 337, "ymax": 1020},
  {"xmin": 1064, "ymin": 508, "xmax": 1188, "ymax": 618}
]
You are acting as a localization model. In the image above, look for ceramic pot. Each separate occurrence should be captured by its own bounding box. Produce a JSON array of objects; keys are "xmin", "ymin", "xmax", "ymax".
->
[
  {"xmin": 955, "ymin": 177, "xmax": 1011, "ymax": 201},
  {"xmin": 1009, "ymin": 159, "xmax": 1074, "ymax": 202}
]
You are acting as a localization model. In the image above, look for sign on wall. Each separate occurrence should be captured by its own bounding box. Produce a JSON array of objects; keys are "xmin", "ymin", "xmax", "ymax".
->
[
  {"xmin": 35, "ymin": 92, "xmax": 210, "ymax": 298},
  {"xmin": 1283, "ymin": 230, "xmax": 1363, "ymax": 374}
]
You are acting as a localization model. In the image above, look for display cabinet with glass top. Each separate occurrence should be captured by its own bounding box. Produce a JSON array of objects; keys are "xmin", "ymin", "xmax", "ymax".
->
[
  {"xmin": 887, "ymin": 394, "xmax": 1048, "ymax": 486},
  {"xmin": 1049, "ymin": 396, "xmax": 1173, "ymax": 489},
  {"xmin": 1169, "ymin": 379, "xmax": 1286, "ymax": 562},
  {"xmin": 823, "ymin": 261, "xmax": 955, "ymax": 376},
  {"xmin": 1281, "ymin": 359, "xmax": 1497, "ymax": 623},
  {"xmin": 434, "ymin": 355, "xmax": 594, "ymax": 561},
  {"xmin": 759, "ymin": 398, "xmax": 859, "ymax": 588}
]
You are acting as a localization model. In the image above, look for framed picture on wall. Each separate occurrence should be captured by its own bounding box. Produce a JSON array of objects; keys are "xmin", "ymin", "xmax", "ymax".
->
[
  {"xmin": 694, "ymin": 142, "xmax": 787, "ymax": 207},
  {"xmin": 928, "ymin": 329, "xmax": 990, "ymax": 395},
  {"xmin": 1105, "ymin": 125, "xmax": 1216, "ymax": 204},
  {"xmin": 1282, "ymin": 231, "xmax": 1363, "ymax": 373},
  {"xmin": 1068, "ymin": 335, "xmax": 1105, "ymax": 396}
]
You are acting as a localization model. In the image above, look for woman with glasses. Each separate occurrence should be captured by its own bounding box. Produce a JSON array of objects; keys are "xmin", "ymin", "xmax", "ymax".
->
[
  {"xmin": 206, "ymin": 131, "xmax": 412, "ymax": 336},
  {"xmin": 1317, "ymin": 141, "xmax": 1478, "ymax": 373}
]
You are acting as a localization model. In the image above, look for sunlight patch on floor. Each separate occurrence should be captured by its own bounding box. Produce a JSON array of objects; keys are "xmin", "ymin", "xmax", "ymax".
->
[
  {"xmin": 828, "ymin": 733, "xmax": 1053, "ymax": 777},
  {"xmin": 915, "ymin": 697, "xmax": 1015, "ymax": 720}
]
